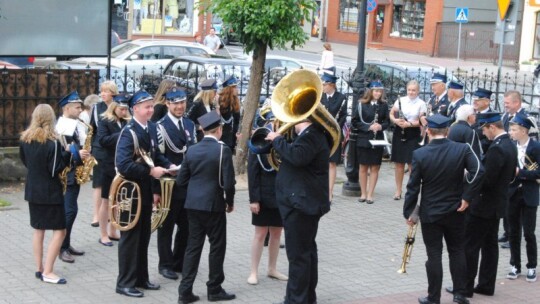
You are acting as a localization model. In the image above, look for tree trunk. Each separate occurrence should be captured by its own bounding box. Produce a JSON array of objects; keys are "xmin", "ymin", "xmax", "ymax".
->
[{"xmin": 234, "ymin": 44, "xmax": 267, "ymax": 174}]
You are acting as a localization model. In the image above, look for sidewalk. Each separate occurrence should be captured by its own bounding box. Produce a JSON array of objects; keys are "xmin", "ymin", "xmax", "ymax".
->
[{"xmin": 0, "ymin": 164, "xmax": 539, "ymax": 304}]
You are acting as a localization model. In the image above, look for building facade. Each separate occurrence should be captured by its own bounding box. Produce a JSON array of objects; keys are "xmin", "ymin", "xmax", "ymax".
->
[{"xmin": 519, "ymin": 0, "xmax": 540, "ymax": 71}]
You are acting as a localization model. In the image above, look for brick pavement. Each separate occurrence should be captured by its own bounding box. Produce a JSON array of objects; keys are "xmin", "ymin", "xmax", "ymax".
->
[{"xmin": 0, "ymin": 163, "xmax": 539, "ymax": 304}]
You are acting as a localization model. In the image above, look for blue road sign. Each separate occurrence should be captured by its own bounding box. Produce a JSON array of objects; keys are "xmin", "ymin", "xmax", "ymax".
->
[
  {"xmin": 455, "ymin": 7, "xmax": 469, "ymax": 23},
  {"xmin": 367, "ymin": 0, "xmax": 378, "ymax": 13}
]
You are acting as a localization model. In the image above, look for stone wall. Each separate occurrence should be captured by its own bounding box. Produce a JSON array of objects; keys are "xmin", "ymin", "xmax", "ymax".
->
[{"xmin": 0, "ymin": 147, "xmax": 26, "ymax": 181}]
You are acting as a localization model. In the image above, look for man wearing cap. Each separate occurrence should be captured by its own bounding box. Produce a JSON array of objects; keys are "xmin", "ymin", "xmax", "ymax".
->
[
  {"xmin": 154, "ymin": 88, "xmax": 196, "ymax": 280},
  {"xmin": 506, "ymin": 113, "xmax": 540, "ymax": 283},
  {"xmin": 455, "ymin": 112, "xmax": 516, "ymax": 297},
  {"xmin": 56, "ymin": 91, "xmax": 91, "ymax": 264},
  {"xmin": 115, "ymin": 90, "xmax": 172, "ymax": 298},
  {"xmin": 446, "ymin": 81, "xmax": 467, "ymax": 123},
  {"xmin": 404, "ymin": 114, "xmax": 483, "ymax": 304},
  {"xmin": 177, "ymin": 111, "xmax": 236, "ymax": 303},
  {"xmin": 427, "ymin": 73, "xmax": 449, "ymax": 116},
  {"xmin": 471, "ymin": 88, "xmax": 494, "ymax": 154},
  {"xmin": 448, "ymin": 105, "xmax": 482, "ymax": 159},
  {"xmin": 266, "ymin": 119, "xmax": 331, "ymax": 304},
  {"xmin": 321, "ymin": 73, "xmax": 347, "ymax": 200}
]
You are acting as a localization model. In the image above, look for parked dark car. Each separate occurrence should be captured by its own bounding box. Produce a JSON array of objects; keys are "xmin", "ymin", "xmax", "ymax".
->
[{"xmin": 220, "ymin": 23, "xmax": 240, "ymax": 45}]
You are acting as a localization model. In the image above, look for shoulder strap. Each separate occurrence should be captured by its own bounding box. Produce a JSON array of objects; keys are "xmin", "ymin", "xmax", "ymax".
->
[{"xmin": 218, "ymin": 143, "xmax": 224, "ymax": 189}]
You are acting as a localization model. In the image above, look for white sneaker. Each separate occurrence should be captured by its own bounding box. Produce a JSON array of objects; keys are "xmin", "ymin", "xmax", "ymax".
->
[
  {"xmin": 526, "ymin": 268, "xmax": 537, "ymax": 282},
  {"xmin": 507, "ymin": 266, "xmax": 521, "ymax": 279}
]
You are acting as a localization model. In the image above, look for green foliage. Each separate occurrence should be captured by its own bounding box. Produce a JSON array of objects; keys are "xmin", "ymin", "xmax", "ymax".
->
[
  {"xmin": 0, "ymin": 198, "xmax": 11, "ymax": 207},
  {"xmin": 205, "ymin": 0, "xmax": 316, "ymax": 53}
]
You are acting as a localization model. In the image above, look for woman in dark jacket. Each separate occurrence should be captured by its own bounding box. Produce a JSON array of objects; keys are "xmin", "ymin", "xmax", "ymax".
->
[
  {"xmin": 246, "ymin": 112, "xmax": 287, "ymax": 285},
  {"xmin": 351, "ymin": 81, "xmax": 390, "ymax": 204},
  {"xmin": 187, "ymin": 79, "xmax": 218, "ymax": 142},
  {"xmin": 218, "ymin": 76, "xmax": 241, "ymax": 152},
  {"xmin": 20, "ymin": 104, "xmax": 70, "ymax": 284},
  {"xmin": 96, "ymin": 96, "xmax": 131, "ymax": 245}
]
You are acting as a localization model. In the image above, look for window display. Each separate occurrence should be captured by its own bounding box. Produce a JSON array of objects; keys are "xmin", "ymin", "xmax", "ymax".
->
[
  {"xmin": 390, "ymin": 0, "xmax": 425, "ymax": 40},
  {"xmin": 338, "ymin": 0, "xmax": 362, "ymax": 32},
  {"xmin": 131, "ymin": 0, "xmax": 194, "ymax": 35}
]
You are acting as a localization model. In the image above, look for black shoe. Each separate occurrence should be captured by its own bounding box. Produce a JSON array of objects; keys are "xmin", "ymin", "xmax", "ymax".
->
[
  {"xmin": 280, "ymin": 244, "xmax": 285, "ymax": 249},
  {"xmin": 116, "ymin": 287, "xmax": 144, "ymax": 298},
  {"xmin": 159, "ymin": 268, "xmax": 179, "ymax": 280},
  {"xmin": 208, "ymin": 289, "xmax": 236, "ymax": 302},
  {"xmin": 178, "ymin": 292, "xmax": 200, "ymax": 304},
  {"xmin": 59, "ymin": 250, "xmax": 75, "ymax": 263},
  {"xmin": 91, "ymin": 222, "xmax": 99, "ymax": 227},
  {"xmin": 418, "ymin": 296, "xmax": 439, "ymax": 304},
  {"xmin": 445, "ymin": 286, "xmax": 454, "ymax": 294},
  {"xmin": 498, "ymin": 235, "xmax": 508, "ymax": 242},
  {"xmin": 453, "ymin": 294, "xmax": 470, "ymax": 304},
  {"xmin": 501, "ymin": 241, "xmax": 511, "ymax": 249},
  {"xmin": 137, "ymin": 281, "xmax": 160, "ymax": 290},
  {"xmin": 473, "ymin": 287, "xmax": 494, "ymax": 296},
  {"xmin": 35, "ymin": 271, "xmax": 42, "ymax": 279},
  {"xmin": 68, "ymin": 246, "xmax": 85, "ymax": 256}
]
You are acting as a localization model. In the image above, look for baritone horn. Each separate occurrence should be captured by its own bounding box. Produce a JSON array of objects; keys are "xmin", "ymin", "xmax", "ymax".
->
[
  {"xmin": 151, "ymin": 176, "xmax": 176, "ymax": 232},
  {"xmin": 268, "ymin": 69, "xmax": 340, "ymax": 169},
  {"xmin": 397, "ymin": 223, "xmax": 419, "ymax": 274}
]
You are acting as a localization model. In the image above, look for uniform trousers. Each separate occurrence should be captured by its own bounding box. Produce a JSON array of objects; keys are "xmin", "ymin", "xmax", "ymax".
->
[
  {"xmin": 421, "ymin": 211, "xmax": 467, "ymax": 302},
  {"xmin": 61, "ymin": 184, "xmax": 80, "ymax": 252},
  {"xmin": 464, "ymin": 214, "xmax": 499, "ymax": 295},
  {"xmin": 508, "ymin": 188, "xmax": 538, "ymax": 270},
  {"xmin": 116, "ymin": 203, "xmax": 152, "ymax": 288},
  {"xmin": 157, "ymin": 198, "xmax": 189, "ymax": 272},
  {"xmin": 282, "ymin": 210, "xmax": 321, "ymax": 304},
  {"xmin": 178, "ymin": 210, "xmax": 227, "ymax": 296}
]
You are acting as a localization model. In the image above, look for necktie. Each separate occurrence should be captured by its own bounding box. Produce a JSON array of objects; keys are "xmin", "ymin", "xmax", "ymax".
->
[{"xmin": 178, "ymin": 118, "xmax": 184, "ymax": 132}]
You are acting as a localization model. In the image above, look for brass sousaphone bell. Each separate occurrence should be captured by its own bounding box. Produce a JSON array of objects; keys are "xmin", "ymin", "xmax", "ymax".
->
[{"xmin": 261, "ymin": 69, "xmax": 340, "ymax": 169}]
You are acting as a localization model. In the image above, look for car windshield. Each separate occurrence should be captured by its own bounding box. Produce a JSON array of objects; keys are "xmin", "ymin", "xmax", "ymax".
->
[
  {"xmin": 111, "ymin": 42, "xmax": 140, "ymax": 58},
  {"xmin": 205, "ymin": 64, "xmax": 250, "ymax": 81}
]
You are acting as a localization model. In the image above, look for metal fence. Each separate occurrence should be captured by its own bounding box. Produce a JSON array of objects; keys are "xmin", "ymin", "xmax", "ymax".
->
[{"xmin": 1, "ymin": 64, "xmax": 539, "ymax": 147}]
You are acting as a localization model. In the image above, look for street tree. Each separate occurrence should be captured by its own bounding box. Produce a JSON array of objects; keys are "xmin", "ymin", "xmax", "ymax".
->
[{"xmin": 205, "ymin": 0, "xmax": 317, "ymax": 174}]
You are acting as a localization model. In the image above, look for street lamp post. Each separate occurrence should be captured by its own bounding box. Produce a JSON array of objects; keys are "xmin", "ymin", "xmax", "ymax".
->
[{"xmin": 342, "ymin": 0, "xmax": 368, "ymax": 196}]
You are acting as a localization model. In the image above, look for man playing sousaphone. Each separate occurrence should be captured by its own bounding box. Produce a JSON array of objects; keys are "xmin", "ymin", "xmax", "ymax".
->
[{"xmin": 114, "ymin": 90, "xmax": 173, "ymax": 298}]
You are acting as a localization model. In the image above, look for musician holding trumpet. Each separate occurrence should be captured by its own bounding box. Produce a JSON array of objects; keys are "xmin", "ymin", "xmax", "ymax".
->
[
  {"xmin": 403, "ymin": 114, "xmax": 483, "ymax": 304},
  {"xmin": 114, "ymin": 90, "xmax": 173, "ymax": 298}
]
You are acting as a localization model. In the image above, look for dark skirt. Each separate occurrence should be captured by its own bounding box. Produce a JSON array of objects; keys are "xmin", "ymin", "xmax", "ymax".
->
[
  {"xmin": 390, "ymin": 127, "xmax": 421, "ymax": 164},
  {"xmin": 29, "ymin": 203, "xmax": 66, "ymax": 230},
  {"xmin": 329, "ymin": 143, "xmax": 342, "ymax": 163},
  {"xmin": 92, "ymin": 162, "xmax": 103, "ymax": 188},
  {"xmin": 101, "ymin": 167, "xmax": 116, "ymax": 199},
  {"xmin": 252, "ymin": 206, "xmax": 283, "ymax": 227},
  {"xmin": 357, "ymin": 146, "xmax": 384, "ymax": 165}
]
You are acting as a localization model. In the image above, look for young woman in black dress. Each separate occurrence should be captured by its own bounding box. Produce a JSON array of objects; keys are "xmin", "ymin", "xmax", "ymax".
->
[
  {"xmin": 219, "ymin": 76, "xmax": 241, "ymax": 152},
  {"xmin": 351, "ymin": 81, "xmax": 390, "ymax": 204},
  {"xmin": 187, "ymin": 79, "xmax": 218, "ymax": 142},
  {"xmin": 20, "ymin": 104, "xmax": 70, "ymax": 284}
]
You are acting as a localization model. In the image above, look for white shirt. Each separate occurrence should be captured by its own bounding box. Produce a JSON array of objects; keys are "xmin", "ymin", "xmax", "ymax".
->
[
  {"xmin": 517, "ymin": 138, "xmax": 530, "ymax": 169},
  {"xmin": 167, "ymin": 112, "xmax": 183, "ymax": 130},
  {"xmin": 133, "ymin": 117, "xmax": 148, "ymax": 130},
  {"xmin": 320, "ymin": 50, "xmax": 335, "ymax": 70},
  {"xmin": 393, "ymin": 96, "xmax": 426, "ymax": 121}
]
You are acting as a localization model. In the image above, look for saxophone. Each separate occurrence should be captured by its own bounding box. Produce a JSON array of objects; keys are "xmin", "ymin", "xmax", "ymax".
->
[{"xmin": 75, "ymin": 120, "xmax": 98, "ymax": 185}]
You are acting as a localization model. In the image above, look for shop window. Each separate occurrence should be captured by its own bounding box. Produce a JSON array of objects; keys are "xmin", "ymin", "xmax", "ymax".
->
[
  {"xmin": 390, "ymin": 0, "xmax": 425, "ymax": 40},
  {"xmin": 338, "ymin": 0, "xmax": 362, "ymax": 32},
  {"xmin": 131, "ymin": 0, "xmax": 195, "ymax": 35},
  {"xmin": 534, "ymin": 12, "xmax": 540, "ymax": 59}
]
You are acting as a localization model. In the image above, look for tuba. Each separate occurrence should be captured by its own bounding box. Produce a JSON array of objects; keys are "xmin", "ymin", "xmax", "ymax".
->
[
  {"xmin": 265, "ymin": 69, "xmax": 341, "ymax": 169},
  {"xmin": 75, "ymin": 120, "xmax": 98, "ymax": 185}
]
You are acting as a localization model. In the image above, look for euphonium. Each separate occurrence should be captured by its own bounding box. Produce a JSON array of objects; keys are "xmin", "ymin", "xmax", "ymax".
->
[
  {"xmin": 151, "ymin": 176, "xmax": 176, "ymax": 232},
  {"xmin": 267, "ymin": 69, "xmax": 340, "ymax": 169},
  {"xmin": 397, "ymin": 223, "xmax": 419, "ymax": 274},
  {"xmin": 75, "ymin": 120, "xmax": 98, "ymax": 184}
]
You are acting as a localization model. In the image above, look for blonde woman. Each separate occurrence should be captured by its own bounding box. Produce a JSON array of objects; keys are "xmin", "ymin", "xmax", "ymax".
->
[
  {"xmin": 20, "ymin": 104, "xmax": 70, "ymax": 284},
  {"xmin": 90, "ymin": 81, "xmax": 119, "ymax": 227},
  {"xmin": 389, "ymin": 80, "xmax": 426, "ymax": 200},
  {"xmin": 187, "ymin": 79, "xmax": 218, "ymax": 142},
  {"xmin": 96, "ymin": 97, "xmax": 131, "ymax": 246},
  {"xmin": 151, "ymin": 79, "xmax": 176, "ymax": 122}
]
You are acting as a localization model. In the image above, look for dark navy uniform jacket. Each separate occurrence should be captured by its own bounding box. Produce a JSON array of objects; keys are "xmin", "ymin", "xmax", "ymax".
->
[
  {"xmin": 403, "ymin": 138, "xmax": 484, "ymax": 223},
  {"xmin": 89, "ymin": 102, "xmax": 109, "ymax": 160},
  {"xmin": 115, "ymin": 120, "xmax": 171, "ymax": 206},
  {"xmin": 448, "ymin": 120, "xmax": 483, "ymax": 158},
  {"xmin": 20, "ymin": 140, "xmax": 70, "ymax": 205},
  {"xmin": 471, "ymin": 108, "xmax": 493, "ymax": 154},
  {"xmin": 509, "ymin": 139, "xmax": 540, "ymax": 207},
  {"xmin": 154, "ymin": 114, "xmax": 196, "ymax": 202},
  {"xmin": 428, "ymin": 93, "xmax": 450, "ymax": 116},
  {"xmin": 502, "ymin": 108, "xmax": 527, "ymax": 132},
  {"xmin": 447, "ymin": 98, "xmax": 468, "ymax": 123},
  {"xmin": 247, "ymin": 152, "xmax": 277, "ymax": 209},
  {"xmin": 321, "ymin": 91, "xmax": 347, "ymax": 128},
  {"xmin": 97, "ymin": 118, "xmax": 127, "ymax": 173},
  {"xmin": 177, "ymin": 136, "xmax": 235, "ymax": 212},
  {"xmin": 470, "ymin": 133, "xmax": 517, "ymax": 219},
  {"xmin": 351, "ymin": 100, "xmax": 390, "ymax": 148},
  {"xmin": 273, "ymin": 124, "xmax": 331, "ymax": 217}
]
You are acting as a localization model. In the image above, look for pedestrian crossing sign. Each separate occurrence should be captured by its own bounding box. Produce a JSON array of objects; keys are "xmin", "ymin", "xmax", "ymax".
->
[{"xmin": 455, "ymin": 7, "xmax": 469, "ymax": 24}]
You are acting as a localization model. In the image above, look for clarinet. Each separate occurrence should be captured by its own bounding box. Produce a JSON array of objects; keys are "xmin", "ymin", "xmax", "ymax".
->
[
  {"xmin": 398, "ymin": 100, "xmax": 407, "ymax": 142},
  {"xmin": 372, "ymin": 103, "xmax": 379, "ymax": 140}
]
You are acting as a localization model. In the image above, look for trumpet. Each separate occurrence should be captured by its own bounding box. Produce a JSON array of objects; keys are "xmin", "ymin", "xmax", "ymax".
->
[
  {"xmin": 524, "ymin": 154, "xmax": 540, "ymax": 184},
  {"xmin": 397, "ymin": 223, "xmax": 419, "ymax": 274}
]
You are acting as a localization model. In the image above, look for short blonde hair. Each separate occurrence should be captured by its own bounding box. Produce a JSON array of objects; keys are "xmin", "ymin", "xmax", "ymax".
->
[
  {"xmin": 83, "ymin": 94, "xmax": 100, "ymax": 110},
  {"xmin": 100, "ymin": 80, "xmax": 119, "ymax": 95}
]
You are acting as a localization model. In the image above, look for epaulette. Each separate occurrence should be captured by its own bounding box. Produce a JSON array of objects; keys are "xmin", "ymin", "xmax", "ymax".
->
[{"xmin": 494, "ymin": 138, "xmax": 501, "ymax": 145}]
